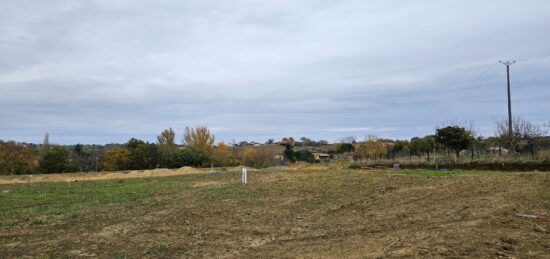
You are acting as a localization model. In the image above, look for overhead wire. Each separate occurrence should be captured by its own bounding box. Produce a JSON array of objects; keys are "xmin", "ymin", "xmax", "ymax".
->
[{"xmin": 430, "ymin": 51, "xmax": 550, "ymax": 122}]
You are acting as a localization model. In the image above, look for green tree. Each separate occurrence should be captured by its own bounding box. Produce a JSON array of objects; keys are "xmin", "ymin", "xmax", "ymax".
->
[
  {"xmin": 157, "ymin": 128, "xmax": 177, "ymax": 168},
  {"xmin": 392, "ymin": 140, "xmax": 410, "ymax": 158},
  {"xmin": 125, "ymin": 138, "xmax": 159, "ymax": 170},
  {"xmin": 166, "ymin": 147, "xmax": 212, "ymax": 168},
  {"xmin": 39, "ymin": 146, "xmax": 71, "ymax": 173},
  {"xmin": 293, "ymin": 149, "xmax": 315, "ymax": 163},
  {"xmin": 410, "ymin": 136, "xmax": 435, "ymax": 160},
  {"xmin": 422, "ymin": 135, "xmax": 436, "ymax": 160},
  {"xmin": 282, "ymin": 137, "xmax": 295, "ymax": 162},
  {"xmin": 336, "ymin": 143, "xmax": 354, "ymax": 153},
  {"xmin": 435, "ymin": 126, "xmax": 474, "ymax": 160},
  {"xmin": 410, "ymin": 137, "xmax": 424, "ymax": 157}
]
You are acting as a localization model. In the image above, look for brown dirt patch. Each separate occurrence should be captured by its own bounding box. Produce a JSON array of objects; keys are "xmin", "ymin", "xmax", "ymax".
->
[{"xmin": 0, "ymin": 169, "xmax": 548, "ymax": 258}]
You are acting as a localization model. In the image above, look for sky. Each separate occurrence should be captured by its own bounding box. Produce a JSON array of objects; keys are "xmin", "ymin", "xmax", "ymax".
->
[{"xmin": 1, "ymin": 0, "xmax": 549, "ymax": 145}]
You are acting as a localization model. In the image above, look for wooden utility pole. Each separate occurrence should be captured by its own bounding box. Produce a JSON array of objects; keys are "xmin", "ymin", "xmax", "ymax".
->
[{"xmin": 499, "ymin": 60, "xmax": 516, "ymax": 152}]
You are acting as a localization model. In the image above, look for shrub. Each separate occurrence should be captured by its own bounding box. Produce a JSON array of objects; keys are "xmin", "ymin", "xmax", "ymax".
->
[
  {"xmin": 166, "ymin": 147, "xmax": 212, "ymax": 168},
  {"xmin": 294, "ymin": 149, "xmax": 315, "ymax": 163},
  {"xmin": 39, "ymin": 146, "xmax": 71, "ymax": 173}
]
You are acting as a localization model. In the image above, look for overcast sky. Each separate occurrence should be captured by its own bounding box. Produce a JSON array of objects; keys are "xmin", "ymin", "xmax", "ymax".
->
[{"xmin": 1, "ymin": 0, "xmax": 549, "ymax": 144}]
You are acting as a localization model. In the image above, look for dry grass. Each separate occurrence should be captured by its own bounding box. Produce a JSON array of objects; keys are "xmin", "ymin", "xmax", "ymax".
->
[
  {"xmin": 0, "ymin": 167, "xmax": 204, "ymax": 185},
  {"xmin": 1, "ymin": 167, "xmax": 549, "ymax": 258}
]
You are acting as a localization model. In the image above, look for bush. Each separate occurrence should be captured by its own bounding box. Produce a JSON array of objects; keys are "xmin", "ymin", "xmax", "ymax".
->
[
  {"xmin": 239, "ymin": 146, "xmax": 278, "ymax": 168},
  {"xmin": 39, "ymin": 146, "xmax": 71, "ymax": 173},
  {"xmin": 349, "ymin": 159, "xmax": 550, "ymax": 171},
  {"xmin": 294, "ymin": 149, "xmax": 315, "ymax": 163},
  {"xmin": 0, "ymin": 141, "xmax": 37, "ymax": 175},
  {"xmin": 101, "ymin": 147, "xmax": 130, "ymax": 171},
  {"xmin": 165, "ymin": 148, "xmax": 212, "ymax": 168}
]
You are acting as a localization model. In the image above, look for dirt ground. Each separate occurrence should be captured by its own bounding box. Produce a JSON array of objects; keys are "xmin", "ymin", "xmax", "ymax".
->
[{"xmin": 1, "ymin": 168, "xmax": 549, "ymax": 258}]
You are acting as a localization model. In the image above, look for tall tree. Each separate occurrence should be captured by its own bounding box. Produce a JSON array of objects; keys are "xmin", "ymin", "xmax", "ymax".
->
[
  {"xmin": 281, "ymin": 137, "xmax": 295, "ymax": 161},
  {"xmin": 354, "ymin": 142, "xmax": 367, "ymax": 161},
  {"xmin": 214, "ymin": 141, "xmax": 230, "ymax": 166},
  {"xmin": 41, "ymin": 132, "xmax": 50, "ymax": 156},
  {"xmin": 374, "ymin": 138, "xmax": 388, "ymax": 160},
  {"xmin": 183, "ymin": 126, "xmax": 215, "ymax": 151},
  {"xmin": 157, "ymin": 128, "xmax": 176, "ymax": 149},
  {"xmin": 422, "ymin": 135, "xmax": 436, "ymax": 160},
  {"xmin": 157, "ymin": 128, "xmax": 176, "ymax": 168}
]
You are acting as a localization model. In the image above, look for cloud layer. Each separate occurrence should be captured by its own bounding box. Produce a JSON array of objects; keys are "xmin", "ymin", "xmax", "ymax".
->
[{"xmin": 1, "ymin": 0, "xmax": 549, "ymax": 144}]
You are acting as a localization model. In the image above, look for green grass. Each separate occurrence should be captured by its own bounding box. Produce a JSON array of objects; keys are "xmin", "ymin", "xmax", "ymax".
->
[
  {"xmin": 143, "ymin": 243, "xmax": 167, "ymax": 256},
  {"xmin": 29, "ymin": 218, "xmax": 45, "ymax": 226},
  {"xmin": 0, "ymin": 175, "xmax": 195, "ymax": 222},
  {"xmin": 0, "ymin": 168, "xmax": 518, "ymax": 227}
]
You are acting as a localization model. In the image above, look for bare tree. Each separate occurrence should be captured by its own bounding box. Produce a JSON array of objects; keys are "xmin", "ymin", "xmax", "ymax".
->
[
  {"xmin": 41, "ymin": 132, "xmax": 50, "ymax": 156},
  {"xmin": 340, "ymin": 136, "xmax": 357, "ymax": 144},
  {"xmin": 495, "ymin": 117, "xmax": 547, "ymax": 156},
  {"xmin": 281, "ymin": 137, "xmax": 295, "ymax": 147}
]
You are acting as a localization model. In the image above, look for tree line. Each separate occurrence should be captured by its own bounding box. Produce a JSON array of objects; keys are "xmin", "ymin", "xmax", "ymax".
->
[{"xmin": 0, "ymin": 118, "xmax": 548, "ymax": 175}]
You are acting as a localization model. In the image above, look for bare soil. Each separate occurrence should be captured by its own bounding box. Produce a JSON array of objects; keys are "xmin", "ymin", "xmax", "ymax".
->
[{"xmin": 1, "ymin": 168, "xmax": 549, "ymax": 258}]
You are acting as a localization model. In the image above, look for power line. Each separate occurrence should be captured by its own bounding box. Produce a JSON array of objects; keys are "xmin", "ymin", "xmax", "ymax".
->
[
  {"xmin": 431, "ymin": 51, "xmax": 550, "ymax": 125},
  {"xmin": 439, "ymin": 63, "xmax": 500, "ymax": 107},
  {"xmin": 424, "ymin": 62, "xmax": 500, "ymax": 121}
]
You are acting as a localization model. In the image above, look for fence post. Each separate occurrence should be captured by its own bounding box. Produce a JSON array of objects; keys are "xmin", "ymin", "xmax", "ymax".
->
[{"xmin": 242, "ymin": 167, "xmax": 247, "ymax": 184}]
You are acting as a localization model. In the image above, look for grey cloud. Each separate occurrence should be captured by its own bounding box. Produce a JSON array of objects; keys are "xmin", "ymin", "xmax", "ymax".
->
[{"xmin": 1, "ymin": 0, "xmax": 549, "ymax": 144}]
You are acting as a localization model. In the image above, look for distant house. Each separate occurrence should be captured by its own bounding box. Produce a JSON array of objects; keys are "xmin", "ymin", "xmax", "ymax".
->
[{"xmin": 313, "ymin": 152, "xmax": 331, "ymax": 161}]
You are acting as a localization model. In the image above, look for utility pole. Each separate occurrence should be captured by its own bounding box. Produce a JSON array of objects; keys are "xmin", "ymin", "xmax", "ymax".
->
[{"xmin": 499, "ymin": 60, "xmax": 516, "ymax": 152}]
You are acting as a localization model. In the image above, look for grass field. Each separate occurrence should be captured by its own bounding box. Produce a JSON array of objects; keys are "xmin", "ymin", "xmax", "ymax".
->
[{"xmin": 1, "ymin": 167, "xmax": 549, "ymax": 258}]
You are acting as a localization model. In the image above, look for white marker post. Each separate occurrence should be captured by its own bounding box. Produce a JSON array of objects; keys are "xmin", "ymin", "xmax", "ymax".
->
[{"xmin": 242, "ymin": 167, "xmax": 247, "ymax": 184}]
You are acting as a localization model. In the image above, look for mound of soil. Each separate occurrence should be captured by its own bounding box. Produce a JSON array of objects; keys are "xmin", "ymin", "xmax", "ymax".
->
[
  {"xmin": 175, "ymin": 166, "xmax": 201, "ymax": 174},
  {"xmin": 0, "ymin": 167, "xmax": 202, "ymax": 185}
]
